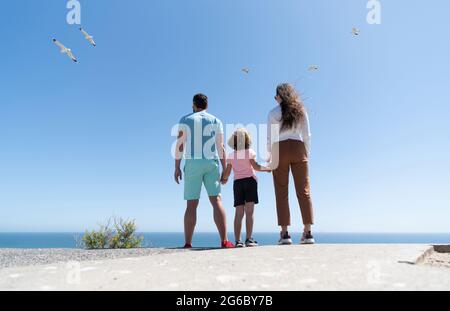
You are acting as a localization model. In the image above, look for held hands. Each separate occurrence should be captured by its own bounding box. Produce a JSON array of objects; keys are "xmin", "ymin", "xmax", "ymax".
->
[
  {"xmin": 220, "ymin": 173, "xmax": 229, "ymax": 185},
  {"xmin": 260, "ymin": 163, "xmax": 272, "ymax": 173},
  {"xmin": 220, "ymin": 164, "xmax": 232, "ymax": 185},
  {"xmin": 263, "ymin": 161, "xmax": 273, "ymax": 173}
]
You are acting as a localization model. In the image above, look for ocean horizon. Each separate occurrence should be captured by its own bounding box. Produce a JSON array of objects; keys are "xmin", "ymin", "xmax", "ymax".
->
[{"xmin": 0, "ymin": 232, "xmax": 449, "ymax": 249}]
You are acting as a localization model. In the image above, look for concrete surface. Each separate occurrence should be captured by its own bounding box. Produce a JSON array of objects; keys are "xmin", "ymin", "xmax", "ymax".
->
[
  {"xmin": 0, "ymin": 248, "xmax": 184, "ymax": 269},
  {"xmin": 1, "ymin": 244, "xmax": 449, "ymax": 291}
]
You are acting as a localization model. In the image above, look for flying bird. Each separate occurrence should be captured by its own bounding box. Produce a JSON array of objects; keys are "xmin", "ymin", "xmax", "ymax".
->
[
  {"xmin": 308, "ymin": 65, "xmax": 319, "ymax": 72},
  {"xmin": 52, "ymin": 39, "xmax": 77, "ymax": 62},
  {"xmin": 352, "ymin": 27, "xmax": 360, "ymax": 36},
  {"xmin": 79, "ymin": 27, "xmax": 96, "ymax": 47},
  {"xmin": 241, "ymin": 68, "xmax": 250, "ymax": 74}
]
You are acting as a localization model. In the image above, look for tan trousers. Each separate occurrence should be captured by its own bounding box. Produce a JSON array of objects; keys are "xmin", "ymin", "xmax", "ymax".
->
[{"xmin": 272, "ymin": 139, "xmax": 314, "ymax": 226}]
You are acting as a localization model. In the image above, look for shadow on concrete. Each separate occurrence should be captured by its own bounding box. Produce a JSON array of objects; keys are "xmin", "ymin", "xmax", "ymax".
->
[
  {"xmin": 398, "ymin": 260, "xmax": 415, "ymax": 265},
  {"xmin": 165, "ymin": 247, "xmax": 221, "ymax": 251}
]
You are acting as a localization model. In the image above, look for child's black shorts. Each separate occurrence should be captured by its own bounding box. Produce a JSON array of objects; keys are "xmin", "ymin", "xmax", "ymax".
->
[{"xmin": 233, "ymin": 177, "xmax": 259, "ymax": 207}]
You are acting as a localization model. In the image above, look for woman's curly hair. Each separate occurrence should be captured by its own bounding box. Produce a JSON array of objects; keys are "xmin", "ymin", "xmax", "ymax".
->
[{"xmin": 276, "ymin": 83, "xmax": 306, "ymax": 131}]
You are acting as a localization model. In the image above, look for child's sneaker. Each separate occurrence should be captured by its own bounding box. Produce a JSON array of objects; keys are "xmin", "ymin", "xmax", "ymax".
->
[
  {"xmin": 221, "ymin": 240, "xmax": 235, "ymax": 248},
  {"xmin": 245, "ymin": 238, "xmax": 258, "ymax": 247},
  {"xmin": 235, "ymin": 241, "xmax": 245, "ymax": 248},
  {"xmin": 278, "ymin": 232, "xmax": 293, "ymax": 245},
  {"xmin": 301, "ymin": 231, "xmax": 315, "ymax": 245}
]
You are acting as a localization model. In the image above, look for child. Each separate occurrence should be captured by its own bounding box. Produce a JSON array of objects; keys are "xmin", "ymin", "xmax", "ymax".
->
[{"xmin": 221, "ymin": 129, "xmax": 271, "ymax": 247}]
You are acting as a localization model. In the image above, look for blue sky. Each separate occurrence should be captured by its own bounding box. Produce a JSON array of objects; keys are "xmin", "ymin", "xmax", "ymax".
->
[{"xmin": 1, "ymin": 0, "xmax": 449, "ymax": 233}]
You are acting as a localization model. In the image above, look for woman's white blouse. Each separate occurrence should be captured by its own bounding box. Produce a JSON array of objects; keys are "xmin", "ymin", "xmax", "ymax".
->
[{"xmin": 267, "ymin": 105, "xmax": 311, "ymax": 156}]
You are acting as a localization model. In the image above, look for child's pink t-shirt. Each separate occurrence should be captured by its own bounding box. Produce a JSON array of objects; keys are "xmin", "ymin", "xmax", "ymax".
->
[{"xmin": 227, "ymin": 149, "xmax": 257, "ymax": 181}]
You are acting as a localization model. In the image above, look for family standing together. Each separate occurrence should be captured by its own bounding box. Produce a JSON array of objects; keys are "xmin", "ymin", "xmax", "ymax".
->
[{"xmin": 174, "ymin": 83, "xmax": 314, "ymax": 249}]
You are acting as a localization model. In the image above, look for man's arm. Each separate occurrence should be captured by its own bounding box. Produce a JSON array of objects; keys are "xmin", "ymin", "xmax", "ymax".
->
[
  {"xmin": 174, "ymin": 130, "xmax": 185, "ymax": 184},
  {"xmin": 215, "ymin": 133, "xmax": 227, "ymax": 170},
  {"xmin": 221, "ymin": 163, "xmax": 233, "ymax": 184}
]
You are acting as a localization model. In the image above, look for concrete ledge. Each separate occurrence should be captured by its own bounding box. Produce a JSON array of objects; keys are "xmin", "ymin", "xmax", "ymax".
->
[
  {"xmin": 409, "ymin": 246, "xmax": 435, "ymax": 265},
  {"xmin": 1, "ymin": 244, "xmax": 449, "ymax": 291}
]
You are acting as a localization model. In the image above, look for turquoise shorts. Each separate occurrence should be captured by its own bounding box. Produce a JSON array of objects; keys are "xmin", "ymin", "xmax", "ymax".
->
[{"xmin": 184, "ymin": 159, "xmax": 221, "ymax": 200}]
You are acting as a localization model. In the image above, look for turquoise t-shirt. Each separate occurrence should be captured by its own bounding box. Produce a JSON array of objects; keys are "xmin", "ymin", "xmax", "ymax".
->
[{"xmin": 178, "ymin": 111, "xmax": 224, "ymax": 160}]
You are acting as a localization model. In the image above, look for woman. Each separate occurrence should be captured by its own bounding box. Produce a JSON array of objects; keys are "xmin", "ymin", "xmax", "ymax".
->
[{"xmin": 267, "ymin": 83, "xmax": 315, "ymax": 245}]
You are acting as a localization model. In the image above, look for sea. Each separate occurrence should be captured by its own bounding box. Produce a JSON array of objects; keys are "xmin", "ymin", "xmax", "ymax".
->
[{"xmin": 0, "ymin": 232, "xmax": 449, "ymax": 249}]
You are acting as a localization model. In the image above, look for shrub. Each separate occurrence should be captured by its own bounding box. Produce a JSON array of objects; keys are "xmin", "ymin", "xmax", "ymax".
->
[
  {"xmin": 110, "ymin": 218, "xmax": 144, "ymax": 249},
  {"xmin": 81, "ymin": 218, "xmax": 143, "ymax": 250}
]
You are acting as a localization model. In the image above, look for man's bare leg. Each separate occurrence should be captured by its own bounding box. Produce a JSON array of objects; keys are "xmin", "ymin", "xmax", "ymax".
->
[
  {"xmin": 209, "ymin": 196, "xmax": 228, "ymax": 242},
  {"xmin": 184, "ymin": 200, "xmax": 199, "ymax": 245}
]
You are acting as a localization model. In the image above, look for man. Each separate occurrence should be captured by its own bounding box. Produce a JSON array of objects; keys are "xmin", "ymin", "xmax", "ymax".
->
[{"xmin": 174, "ymin": 94, "xmax": 234, "ymax": 249}]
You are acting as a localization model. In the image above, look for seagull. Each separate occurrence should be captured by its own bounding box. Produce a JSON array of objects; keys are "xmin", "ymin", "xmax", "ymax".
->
[
  {"xmin": 308, "ymin": 65, "xmax": 319, "ymax": 72},
  {"xmin": 352, "ymin": 27, "xmax": 360, "ymax": 36},
  {"xmin": 79, "ymin": 27, "xmax": 96, "ymax": 47},
  {"xmin": 52, "ymin": 39, "xmax": 77, "ymax": 62},
  {"xmin": 241, "ymin": 68, "xmax": 250, "ymax": 74}
]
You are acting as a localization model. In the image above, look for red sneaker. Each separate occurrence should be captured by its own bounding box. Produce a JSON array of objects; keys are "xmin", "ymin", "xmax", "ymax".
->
[
  {"xmin": 183, "ymin": 243, "xmax": 192, "ymax": 249},
  {"xmin": 221, "ymin": 240, "xmax": 235, "ymax": 248}
]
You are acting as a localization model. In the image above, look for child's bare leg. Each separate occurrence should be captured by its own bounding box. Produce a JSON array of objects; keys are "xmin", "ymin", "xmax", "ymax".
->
[
  {"xmin": 234, "ymin": 206, "xmax": 245, "ymax": 242},
  {"xmin": 184, "ymin": 200, "xmax": 199, "ymax": 245},
  {"xmin": 244, "ymin": 202, "xmax": 255, "ymax": 240},
  {"xmin": 304, "ymin": 224, "xmax": 312, "ymax": 233}
]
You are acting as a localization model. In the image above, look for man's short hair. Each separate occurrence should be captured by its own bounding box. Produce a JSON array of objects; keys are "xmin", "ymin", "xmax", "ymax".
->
[{"xmin": 193, "ymin": 93, "xmax": 208, "ymax": 110}]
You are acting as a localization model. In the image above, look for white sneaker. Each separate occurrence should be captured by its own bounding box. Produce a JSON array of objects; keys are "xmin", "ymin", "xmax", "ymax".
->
[
  {"xmin": 278, "ymin": 232, "xmax": 293, "ymax": 245},
  {"xmin": 235, "ymin": 241, "xmax": 245, "ymax": 248},
  {"xmin": 245, "ymin": 238, "xmax": 258, "ymax": 247},
  {"xmin": 301, "ymin": 231, "xmax": 315, "ymax": 244}
]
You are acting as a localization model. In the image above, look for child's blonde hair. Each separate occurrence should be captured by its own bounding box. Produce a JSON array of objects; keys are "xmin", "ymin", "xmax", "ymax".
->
[{"xmin": 228, "ymin": 128, "xmax": 252, "ymax": 151}]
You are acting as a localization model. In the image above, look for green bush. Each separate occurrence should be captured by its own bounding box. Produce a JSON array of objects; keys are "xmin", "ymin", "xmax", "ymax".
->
[
  {"xmin": 81, "ymin": 218, "xmax": 144, "ymax": 250},
  {"xmin": 110, "ymin": 218, "xmax": 144, "ymax": 249}
]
